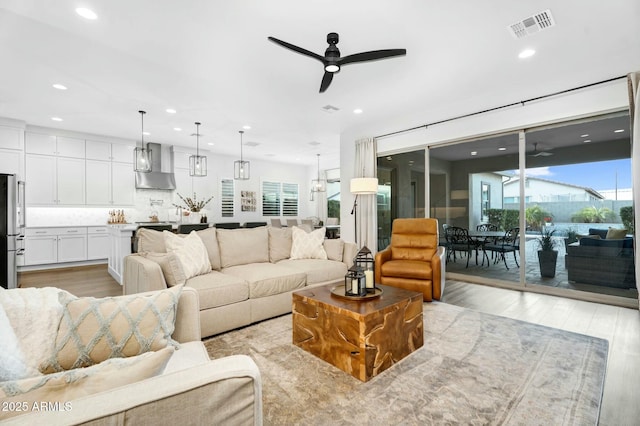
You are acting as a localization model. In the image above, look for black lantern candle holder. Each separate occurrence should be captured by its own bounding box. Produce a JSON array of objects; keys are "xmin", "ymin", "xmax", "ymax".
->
[
  {"xmin": 344, "ymin": 264, "xmax": 366, "ymax": 297},
  {"xmin": 355, "ymin": 246, "xmax": 375, "ymax": 293}
]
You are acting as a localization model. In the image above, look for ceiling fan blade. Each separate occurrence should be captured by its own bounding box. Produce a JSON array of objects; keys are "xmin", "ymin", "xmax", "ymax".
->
[
  {"xmin": 339, "ymin": 49, "xmax": 407, "ymax": 66},
  {"xmin": 319, "ymin": 71, "xmax": 334, "ymax": 93},
  {"xmin": 268, "ymin": 36, "xmax": 325, "ymax": 63}
]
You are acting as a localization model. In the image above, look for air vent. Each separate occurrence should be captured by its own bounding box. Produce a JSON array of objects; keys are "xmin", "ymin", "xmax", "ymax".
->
[
  {"xmin": 508, "ymin": 9, "xmax": 555, "ymax": 39},
  {"xmin": 308, "ymin": 141, "xmax": 321, "ymax": 146},
  {"xmin": 244, "ymin": 141, "xmax": 260, "ymax": 147},
  {"xmin": 321, "ymin": 104, "xmax": 340, "ymax": 114}
]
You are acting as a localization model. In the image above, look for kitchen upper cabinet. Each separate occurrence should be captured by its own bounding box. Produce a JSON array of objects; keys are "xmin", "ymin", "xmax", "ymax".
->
[
  {"xmin": 0, "ymin": 126, "xmax": 23, "ymax": 150},
  {"xmin": 0, "ymin": 148, "xmax": 23, "ymax": 176},
  {"xmin": 26, "ymin": 154, "xmax": 57, "ymax": 204},
  {"xmin": 111, "ymin": 143, "xmax": 135, "ymax": 163},
  {"xmin": 86, "ymin": 160, "xmax": 134, "ymax": 206},
  {"xmin": 26, "ymin": 154, "xmax": 85, "ymax": 205},
  {"xmin": 86, "ymin": 140, "xmax": 111, "ymax": 161},
  {"xmin": 26, "ymin": 133, "xmax": 85, "ymax": 158}
]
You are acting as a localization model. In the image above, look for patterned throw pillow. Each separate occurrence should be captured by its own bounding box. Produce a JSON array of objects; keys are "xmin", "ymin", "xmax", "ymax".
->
[
  {"xmin": 290, "ymin": 226, "xmax": 328, "ymax": 260},
  {"xmin": 40, "ymin": 286, "xmax": 182, "ymax": 373},
  {"xmin": 164, "ymin": 230, "xmax": 211, "ymax": 280},
  {"xmin": 1, "ymin": 347, "xmax": 174, "ymax": 420}
]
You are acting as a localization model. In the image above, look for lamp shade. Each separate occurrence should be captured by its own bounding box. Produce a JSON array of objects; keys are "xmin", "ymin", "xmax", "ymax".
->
[{"xmin": 350, "ymin": 177, "xmax": 378, "ymax": 194}]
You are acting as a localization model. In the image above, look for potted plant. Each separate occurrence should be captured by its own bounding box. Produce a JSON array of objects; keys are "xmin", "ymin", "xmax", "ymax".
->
[
  {"xmin": 537, "ymin": 229, "xmax": 558, "ymax": 278},
  {"xmin": 563, "ymin": 228, "xmax": 578, "ymax": 251}
]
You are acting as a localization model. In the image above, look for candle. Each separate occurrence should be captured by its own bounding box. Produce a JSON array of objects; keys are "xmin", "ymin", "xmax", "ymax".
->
[
  {"xmin": 351, "ymin": 278, "xmax": 359, "ymax": 294},
  {"xmin": 365, "ymin": 270, "xmax": 374, "ymax": 289}
]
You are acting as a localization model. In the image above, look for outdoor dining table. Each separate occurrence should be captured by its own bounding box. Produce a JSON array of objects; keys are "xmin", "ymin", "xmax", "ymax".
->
[{"xmin": 467, "ymin": 230, "xmax": 506, "ymax": 266}]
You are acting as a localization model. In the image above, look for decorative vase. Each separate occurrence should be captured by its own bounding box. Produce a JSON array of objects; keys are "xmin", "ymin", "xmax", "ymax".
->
[{"xmin": 190, "ymin": 212, "xmax": 201, "ymax": 224}]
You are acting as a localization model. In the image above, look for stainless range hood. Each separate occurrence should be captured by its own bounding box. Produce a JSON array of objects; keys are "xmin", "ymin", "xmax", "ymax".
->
[{"xmin": 135, "ymin": 143, "xmax": 176, "ymax": 190}]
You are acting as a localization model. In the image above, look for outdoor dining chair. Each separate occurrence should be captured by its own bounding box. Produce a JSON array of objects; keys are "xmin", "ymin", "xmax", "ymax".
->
[
  {"xmin": 484, "ymin": 227, "xmax": 520, "ymax": 269},
  {"xmin": 444, "ymin": 226, "xmax": 473, "ymax": 268}
]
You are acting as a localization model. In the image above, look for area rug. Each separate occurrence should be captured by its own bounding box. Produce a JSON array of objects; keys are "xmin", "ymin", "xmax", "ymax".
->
[{"xmin": 204, "ymin": 302, "xmax": 608, "ymax": 425}]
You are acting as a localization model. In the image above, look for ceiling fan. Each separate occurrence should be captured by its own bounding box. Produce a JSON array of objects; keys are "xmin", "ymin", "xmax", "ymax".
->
[
  {"xmin": 528, "ymin": 142, "xmax": 553, "ymax": 157},
  {"xmin": 267, "ymin": 32, "xmax": 406, "ymax": 93}
]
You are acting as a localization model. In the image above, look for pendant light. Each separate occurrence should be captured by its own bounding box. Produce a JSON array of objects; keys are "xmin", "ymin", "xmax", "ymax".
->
[
  {"xmin": 311, "ymin": 153, "xmax": 326, "ymax": 193},
  {"xmin": 234, "ymin": 130, "xmax": 250, "ymax": 180},
  {"xmin": 133, "ymin": 110, "xmax": 152, "ymax": 172},
  {"xmin": 189, "ymin": 122, "xmax": 207, "ymax": 177}
]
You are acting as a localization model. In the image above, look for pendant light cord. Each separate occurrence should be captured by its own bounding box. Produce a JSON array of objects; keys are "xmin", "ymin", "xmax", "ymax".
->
[
  {"xmin": 195, "ymin": 122, "xmax": 201, "ymax": 156},
  {"xmin": 139, "ymin": 110, "xmax": 146, "ymax": 149},
  {"xmin": 239, "ymin": 130, "xmax": 244, "ymax": 161}
]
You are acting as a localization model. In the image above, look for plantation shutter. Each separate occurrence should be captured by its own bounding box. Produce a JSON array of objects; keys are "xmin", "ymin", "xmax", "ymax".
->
[
  {"xmin": 262, "ymin": 181, "xmax": 280, "ymax": 216},
  {"xmin": 221, "ymin": 179, "xmax": 234, "ymax": 217},
  {"xmin": 282, "ymin": 183, "xmax": 299, "ymax": 216}
]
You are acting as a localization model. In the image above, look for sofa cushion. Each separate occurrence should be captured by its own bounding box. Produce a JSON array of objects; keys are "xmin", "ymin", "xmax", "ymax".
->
[
  {"xmin": 323, "ymin": 239, "xmax": 344, "ymax": 262},
  {"xmin": 381, "ymin": 259, "xmax": 433, "ymax": 280},
  {"xmin": 163, "ymin": 341, "xmax": 210, "ymax": 374},
  {"xmin": 290, "ymin": 226, "xmax": 327, "ymax": 260},
  {"xmin": 277, "ymin": 259, "xmax": 348, "ymax": 285},
  {"xmin": 41, "ymin": 286, "xmax": 183, "ymax": 373},
  {"xmin": 606, "ymin": 227, "xmax": 627, "ymax": 239},
  {"xmin": 217, "ymin": 227, "xmax": 269, "ymax": 268},
  {"xmin": 141, "ymin": 252, "xmax": 186, "ymax": 286},
  {"xmin": 196, "ymin": 228, "xmax": 222, "ymax": 270},
  {"xmin": 136, "ymin": 228, "xmax": 167, "ymax": 253},
  {"xmin": 268, "ymin": 227, "xmax": 292, "ymax": 262},
  {"xmin": 185, "ymin": 271, "xmax": 249, "ymax": 310},
  {"xmin": 0, "ymin": 347, "xmax": 174, "ymax": 421},
  {"xmin": 164, "ymin": 231, "xmax": 211, "ymax": 280},
  {"xmin": 588, "ymin": 228, "xmax": 609, "ymax": 239},
  {"xmin": 222, "ymin": 263, "xmax": 306, "ymax": 298}
]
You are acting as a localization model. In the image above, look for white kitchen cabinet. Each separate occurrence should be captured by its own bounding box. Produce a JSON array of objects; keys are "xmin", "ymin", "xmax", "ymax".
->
[
  {"xmin": 25, "ymin": 154, "xmax": 57, "ymax": 204},
  {"xmin": 26, "ymin": 132, "xmax": 57, "ymax": 155},
  {"xmin": 87, "ymin": 227, "xmax": 109, "ymax": 260},
  {"xmin": 111, "ymin": 143, "xmax": 135, "ymax": 163},
  {"xmin": 0, "ymin": 126, "xmax": 23, "ymax": 150},
  {"xmin": 57, "ymin": 157, "xmax": 85, "ymax": 204},
  {"xmin": 26, "ymin": 154, "xmax": 85, "ymax": 205},
  {"xmin": 111, "ymin": 162, "xmax": 135, "ymax": 205},
  {"xmin": 0, "ymin": 148, "xmax": 23, "ymax": 176},
  {"xmin": 86, "ymin": 140, "xmax": 112, "ymax": 161},
  {"xmin": 56, "ymin": 137, "xmax": 85, "ymax": 158},
  {"xmin": 86, "ymin": 160, "xmax": 112, "ymax": 205},
  {"xmin": 24, "ymin": 227, "xmax": 89, "ymax": 265}
]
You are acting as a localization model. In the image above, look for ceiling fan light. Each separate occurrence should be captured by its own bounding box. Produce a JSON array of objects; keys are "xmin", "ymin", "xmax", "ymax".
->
[{"xmin": 325, "ymin": 64, "xmax": 340, "ymax": 73}]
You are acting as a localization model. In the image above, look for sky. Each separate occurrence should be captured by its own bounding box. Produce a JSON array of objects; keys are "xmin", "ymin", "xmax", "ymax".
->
[{"xmin": 514, "ymin": 159, "xmax": 632, "ymax": 191}]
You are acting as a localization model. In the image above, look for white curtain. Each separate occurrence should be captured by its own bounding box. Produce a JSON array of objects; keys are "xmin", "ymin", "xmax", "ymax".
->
[
  {"xmin": 628, "ymin": 72, "xmax": 640, "ymax": 308},
  {"xmin": 354, "ymin": 137, "xmax": 378, "ymax": 251}
]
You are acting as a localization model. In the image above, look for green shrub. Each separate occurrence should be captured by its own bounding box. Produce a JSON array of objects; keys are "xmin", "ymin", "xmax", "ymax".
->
[
  {"xmin": 503, "ymin": 209, "xmax": 520, "ymax": 231},
  {"xmin": 328, "ymin": 200, "xmax": 340, "ymax": 219},
  {"xmin": 571, "ymin": 206, "xmax": 616, "ymax": 223},
  {"xmin": 525, "ymin": 205, "xmax": 552, "ymax": 231},
  {"xmin": 487, "ymin": 208, "xmax": 519, "ymax": 231},
  {"xmin": 620, "ymin": 206, "xmax": 634, "ymax": 233}
]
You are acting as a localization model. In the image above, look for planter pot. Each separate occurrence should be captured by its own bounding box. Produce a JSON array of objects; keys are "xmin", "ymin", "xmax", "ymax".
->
[{"xmin": 537, "ymin": 250, "xmax": 558, "ymax": 278}]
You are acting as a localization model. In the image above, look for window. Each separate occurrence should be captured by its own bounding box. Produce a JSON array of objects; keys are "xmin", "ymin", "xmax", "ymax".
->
[
  {"xmin": 221, "ymin": 179, "xmax": 234, "ymax": 217},
  {"xmin": 262, "ymin": 181, "xmax": 298, "ymax": 216},
  {"xmin": 481, "ymin": 182, "xmax": 490, "ymax": 222}
]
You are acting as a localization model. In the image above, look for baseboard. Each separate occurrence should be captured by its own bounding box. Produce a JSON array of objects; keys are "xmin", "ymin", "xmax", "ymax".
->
[{"xmin": 18, "ymin": 260, "xmax": 107, "ymax": 273}]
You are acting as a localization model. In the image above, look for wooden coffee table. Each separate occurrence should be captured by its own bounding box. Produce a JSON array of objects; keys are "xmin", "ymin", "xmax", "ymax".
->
[{"xmin": 292, "ymin": 284, "xmax": 423, "ymax": 382}]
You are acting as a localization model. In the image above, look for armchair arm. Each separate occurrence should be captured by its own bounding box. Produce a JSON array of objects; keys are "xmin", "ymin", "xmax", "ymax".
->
[
  {"xmin": 374, "ymin": 248, "xmax": 393, "ymax": 283},
  {"xmin": 431, "ymin": 246, "xmax": 446, "ymax": 300},
  {"xmin": 123, "ymin": 254, "xmax": 168, "ymax": 295},
  {"xmin": 5, "ymin": 355, "xmax": 263, "ymax": 426}
]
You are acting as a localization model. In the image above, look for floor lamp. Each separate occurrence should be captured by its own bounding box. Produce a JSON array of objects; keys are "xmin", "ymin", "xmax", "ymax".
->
[{"xmin": 350, "ymin": 177, "xmax": 378, "ymax": 246}]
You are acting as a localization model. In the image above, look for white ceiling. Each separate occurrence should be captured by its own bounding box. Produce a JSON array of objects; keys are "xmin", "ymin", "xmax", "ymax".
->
[{"xmin": 0, "ymin": 1, "xmax": 639, "ymax": 169}]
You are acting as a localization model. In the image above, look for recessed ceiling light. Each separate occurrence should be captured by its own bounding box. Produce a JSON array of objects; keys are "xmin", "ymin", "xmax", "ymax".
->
[
  {"xmin": 614, "ymin": 129, "xmax": 625, "ymax": 133},
  {"xmin": 52, "ymin": 83, "xmax": 67, "ymax": 90},
  {"xmin": 173, "ymin": 127, "xmax": 182, "ymax": 131},
  {"xmin": 580, "ymin": 134, "xmax": 589, "ymax": 138},
  {"xmin": 207, "ymin": 142, "xmax": 214, "ymax": 146},
  {"xmin": 498, "ymin": 147, "xmax": 507, "ymax": 151},
  {"xmin": 143, "ymin": 131, "xmax": 150, "ymax": 136},
  {"xmin": 166, "ymin": 108, "xmax": 177, "ymax": 114},
  {"xmin": 51, "ymin": 117, "xmax": 63, "ymax": 122},
  {"xmin": 518, "ymin": 48, "xmax": 536, "ymax": 59},
  {"xmin": 353, "ymin": 108, "xmax": 363, "ymax": 114},
  {"xmin": 386, "ymin": 156, "xmax": 392, "ymax": 161},
  {"xmin": 471, "ymin": 151, "xmax": 478, "ymax": 156},
  {"xmin": 243, "ymin": 125, "xmax": 251, "ymax": 130},
  {"xmin": 295, "ymin": 157, "xmax": 300, "ymax": 161},
  {"xmin": 75, "ymin": 7, "xmax": 98, "ymax": 20},
  {"xmin": 583, "ymin": 139, "xmax": 591, "ymax": 143}
]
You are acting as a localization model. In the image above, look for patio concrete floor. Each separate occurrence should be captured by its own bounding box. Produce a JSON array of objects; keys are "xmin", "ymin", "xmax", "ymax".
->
[{"xmin": 444, "ymin": 236, "xmax": 639, "ymax": 300}]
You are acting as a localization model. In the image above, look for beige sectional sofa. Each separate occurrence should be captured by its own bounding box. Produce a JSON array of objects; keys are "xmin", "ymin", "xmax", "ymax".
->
[{"xmin": 124, "ymin": 226, "xmax": 357, "ymax": 338}]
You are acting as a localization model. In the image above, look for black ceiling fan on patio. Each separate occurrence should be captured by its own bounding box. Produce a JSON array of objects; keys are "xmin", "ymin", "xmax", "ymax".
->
[
  {"xmin": 267, "ymin": 32, "xmax": 406, "ymax": 93},
  {"xmin": 528, "ymin": 143, "xmax": 553, "ymax": 157}
]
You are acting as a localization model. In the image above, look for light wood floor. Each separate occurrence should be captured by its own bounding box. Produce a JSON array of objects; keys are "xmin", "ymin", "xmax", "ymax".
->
[{"xmin": 18, "ymin": 266, "xmax": 640, "ymax": 425}]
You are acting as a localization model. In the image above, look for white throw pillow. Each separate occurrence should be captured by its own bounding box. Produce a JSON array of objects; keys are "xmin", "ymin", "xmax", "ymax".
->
[
  {"xmin": 0, "ymin": 303, "xmax": 32, "ymax": 381},
  {"xmin": 164, "ymin": 231, "xmax": 211, "ymax": 280},
  {"xmin": 290, "ymin": 226, "xmax": 327, "ymax": 260}
]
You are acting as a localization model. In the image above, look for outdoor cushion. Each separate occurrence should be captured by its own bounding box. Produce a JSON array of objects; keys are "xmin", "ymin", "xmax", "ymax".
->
[
  {"xmin": 222, "ymin": 263, "xmax": 306, "ymax": 298},
  {"xmin": 185, "ymin": 271, "xmax": 249, "ymax": 310},
  {"xmin": 606, "ymin": 227, "xmax": 627, "ymax": 239},
  {"xmin": 277, "ymin": 259, "xmax": 347, "ymax": 285}
]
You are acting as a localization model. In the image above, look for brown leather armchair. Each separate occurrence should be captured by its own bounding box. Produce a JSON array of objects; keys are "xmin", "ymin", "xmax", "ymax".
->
[{"xmin": 374, "ymin": 218, "xmax": 446, "ymax": 301}]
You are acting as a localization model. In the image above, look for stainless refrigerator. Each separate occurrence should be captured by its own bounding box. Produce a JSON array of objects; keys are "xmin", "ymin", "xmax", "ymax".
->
[{"xmin": 1, "ymin": 174, "xmax": 25, "ymax": 289}]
